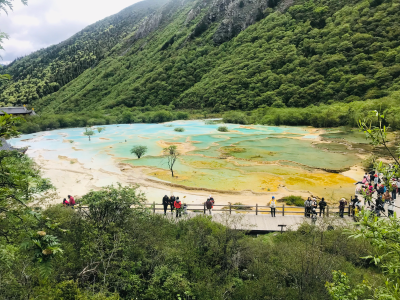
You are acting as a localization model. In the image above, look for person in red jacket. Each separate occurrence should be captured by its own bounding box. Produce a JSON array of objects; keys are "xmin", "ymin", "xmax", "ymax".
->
[
  {"xmin": 174, "ymin": 197, "xmax": 182, "ymax": 218},
  {"xmin": 63, "ymin": 198, "xmax": 69, "ymax": 206},
  {"xmin": 68, "ymin": 195, "xmax": 76, "ymax": 208},
  {"xmin": 205, "ymin": 198, "xmax": 213, "ymax": 215}
]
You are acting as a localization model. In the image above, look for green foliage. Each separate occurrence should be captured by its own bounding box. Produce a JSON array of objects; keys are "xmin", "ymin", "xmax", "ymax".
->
[
  {"xmin": 96, "ymin": 126, "xmax": 106, "ymax": 133},
  {"xmin": 174, "ymin": 127, "xmax": 185, "ymax": 132},
  {"xmin": 0, "ymin": 112, "xmax": 23, "ymax": 142},
  {"xmin": 217, "ymin": 126, "xmax": 228, "ymax": 132},
  {"xmin": 280, "ymin": 195, "xmax": 305, "ymax": 207},
  {"xmin": 326, "ymin": 271, "xmax": 368, "ymax": 300},
  {"xmin": 0, "ymin": 150, "xmax": 53, "ymax": 238},
  {"xmin": 80, "ymin": 184, "xmax": 146, "ymax": 228},
  {"xmin": 83, "ymin": 127, "xmax": 95, "ymax": 141},
  {"xmin": 222, "ymin": 111, "xmax": 248, "ymax": 124},
  {"xmin": 130, "ymin": 145, "xmax": 148, "ymax": 159},
  {"xmin": 163, "ymin": 145, "xmax": 179, "ymax": 177},
  {"xmin": 3, "ymin": 0, "xmax": 399, "ymax": 115}
]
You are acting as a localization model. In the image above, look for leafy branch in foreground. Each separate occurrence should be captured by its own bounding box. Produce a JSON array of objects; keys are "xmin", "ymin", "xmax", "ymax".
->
[
  {"xmin": 358, "ymin": 110, "xmax": 400, "ymax": 167},
  {"xmin": 327, "ymin": 209, "xmax": 400, "ymax": 299},
  {"xmin": 0, "ymin": 112, "xmax": 23, "ymax": 144}
]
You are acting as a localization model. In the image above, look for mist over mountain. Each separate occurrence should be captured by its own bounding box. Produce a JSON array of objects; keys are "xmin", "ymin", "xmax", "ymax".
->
[{"xmin": 1, "ymin": 0, "xmax": 400, "ymax": 114}]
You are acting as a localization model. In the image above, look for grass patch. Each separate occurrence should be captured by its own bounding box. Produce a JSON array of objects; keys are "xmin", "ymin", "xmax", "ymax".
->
[{"xmin": 221, "ymin": 146, "xmax": 246, "ymax": 154}]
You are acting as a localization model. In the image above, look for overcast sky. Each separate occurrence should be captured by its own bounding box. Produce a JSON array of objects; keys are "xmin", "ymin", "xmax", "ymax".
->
[{"xmin": 0, "ymin": 0, "xmax": 141, "ymax": 64}]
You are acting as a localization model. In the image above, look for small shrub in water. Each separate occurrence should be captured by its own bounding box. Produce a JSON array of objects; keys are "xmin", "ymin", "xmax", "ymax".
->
[
  {"xmin": 218, "ymin": 126, "xmax": 229, "ymax": 132},
  {"xmin": 174, "ymin": 127, "xmax": 185, "ymax": 132}
]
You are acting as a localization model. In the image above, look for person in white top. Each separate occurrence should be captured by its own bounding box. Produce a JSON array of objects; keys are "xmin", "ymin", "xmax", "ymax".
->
[{"xmin": 270, "ymin": 196, "xmax": 276, "ymax": 217}]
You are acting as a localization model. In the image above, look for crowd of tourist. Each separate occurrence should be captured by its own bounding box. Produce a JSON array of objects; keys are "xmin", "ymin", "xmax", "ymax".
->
[
  {"xmin": 299, "ymin": 170, "xmax": 400, "ymax": 219},
  {"xmin": 354, "ymin": 171, "xmax": 400, "ymax": 217}
]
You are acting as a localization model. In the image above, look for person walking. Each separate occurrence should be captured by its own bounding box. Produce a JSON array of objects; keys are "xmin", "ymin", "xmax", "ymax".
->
[
  {"xmin": 206, "ymin": 198, "xmax": 213, "ymax": 215},
  {"xmin": 374, "ymin": 174, "xmax": 379, "ymax": 190},
  {"xmin": 383, "ymin": 190, "xmax": 392, "ymax": 210},
  {"xmin": 304, "ymin": 197, "xmax": 312, "ymax": 217},
  {"xmin": 318, "ymin": 198, "xmax": 327, "ymax": 216},
  {"xmin": 174, "ymin": 197, "xmax": 182, "ymax": 218},
  {"xmin": 311, "ymin": 198, "xmax": 318, "ymax": 215},
  {"xmin": 392, "ymin": 179, "xmax": 398, "ymax": 200},
  {"xmin": 63, "ymin": 198, "xmax": 69, "ymax": 207},
  {"xmin": 209, "ymin": 195, "xmax": 215, "ymax": 208},
  {"xmin": 270, "ymin": 196, "xmax": 276, "ymax": 217},
  {"xmin": 339, "ymin": 198, "xmax": 347, "ymax": 218},
  {"xmin": 388, "ymin": 200, "xmax": 395, "ymax": 217},
  {"xmin": 375, "ymin": 197, "xmax": 384, "ymax": 217},
  {"xmin": 68, "ymin": 195, "xmax": 75, "ymax": 208},
  {"xmin": 169, "ymin": 194, "xmax": 175, "ymax": 214},
  {"xmin": 162, "ymin": 195, "xmax": 169, "ymax": 215},
  {"xmin": 397, "ymin": 178, "xmax": 400, "ymax": 196},
  {"xmin": 350, "ymin": 196, "xmax": 358, "ymax": 217}
]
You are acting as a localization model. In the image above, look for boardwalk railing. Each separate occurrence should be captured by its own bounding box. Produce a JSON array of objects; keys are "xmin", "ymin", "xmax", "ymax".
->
[{"xmin": 144, "ymin": 202, "xmax": 356, "ymax": 217}]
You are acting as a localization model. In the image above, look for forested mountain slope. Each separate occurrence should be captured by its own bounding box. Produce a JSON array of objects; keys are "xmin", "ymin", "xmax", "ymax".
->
[
  {"xmin": 0, "ymin": 0, "xmax": 169, "ymax": 104},
  {"xmin": 2, "ymin": 0, "xmax": 400, "ymax": 113}
]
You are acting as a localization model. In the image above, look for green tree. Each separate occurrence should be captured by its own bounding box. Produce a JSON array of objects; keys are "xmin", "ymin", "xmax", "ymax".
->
[
  {"xmin": 130, "ymin": 145, "xmax": 148, "ymax": 159},
  {"xmin": 83, "ymin": 127, "xmax": 95, "ymax": 141},
  {"xmin": 0, "ymin": 112, "xmax": 22, "ymax": 144},
  {"xmin": 96, "ymin": 126, "xmax": 106, "ymax": 133},
  {"xmin": 163, "ymin": 145, "xmax": 179, "ymax": 177},
  {"xmin": 80, "ymin": 184, "xmax": 146, "ymax": 228}
]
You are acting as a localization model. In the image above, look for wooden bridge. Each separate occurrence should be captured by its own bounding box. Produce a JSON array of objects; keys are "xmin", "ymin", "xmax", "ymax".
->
[{"xmin": 146, "ymin": 202, "xmax": 355, "ymax": 232}]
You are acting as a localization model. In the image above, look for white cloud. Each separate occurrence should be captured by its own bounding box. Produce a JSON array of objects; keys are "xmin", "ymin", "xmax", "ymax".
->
[{"xmin": 0, "ymin": 0, "xmax": 141, "ymax": 63}]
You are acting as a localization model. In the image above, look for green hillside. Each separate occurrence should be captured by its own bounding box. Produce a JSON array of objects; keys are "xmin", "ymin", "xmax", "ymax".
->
[{"xmin": 2, "ymin": 0, "xmax": 400, "ymax": 117}]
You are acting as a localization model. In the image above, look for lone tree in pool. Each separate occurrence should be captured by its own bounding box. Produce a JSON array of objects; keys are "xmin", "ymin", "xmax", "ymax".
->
[
  {"xmin": 83, "ymin": 128, "xmax": 95, "ymax": 141},
  {"xmin": 163, "ymin": 145, "xmax": 179, "ymax": 177},
  {"xmin": 131, "ymin": 145, "xmax": 148, "ymax": 159},
  {"xmin": 96, "ymin": 127, "xmax": 106, "ymax": 133}
]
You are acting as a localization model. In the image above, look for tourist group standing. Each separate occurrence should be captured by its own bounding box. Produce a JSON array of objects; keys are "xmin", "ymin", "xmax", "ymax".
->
[{"xmin": 162, "ymin": 194, "xmax": 184, "ymax": 217}]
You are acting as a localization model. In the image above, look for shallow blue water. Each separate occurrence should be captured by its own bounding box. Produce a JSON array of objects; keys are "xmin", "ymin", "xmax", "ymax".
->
[{"xmin": 10, "ymin": 120, "xmax": 356, "ymax": 173}]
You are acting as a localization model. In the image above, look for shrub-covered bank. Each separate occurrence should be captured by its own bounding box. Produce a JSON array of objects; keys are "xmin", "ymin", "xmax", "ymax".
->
[{"xmin": 18, "ymin": 95, "xmax": 400, "ymax": 134}]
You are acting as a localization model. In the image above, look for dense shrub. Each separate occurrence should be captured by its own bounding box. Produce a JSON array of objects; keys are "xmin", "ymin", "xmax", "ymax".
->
[
  {"xmin": 280, "ymin": 195, "xmax": 305, "ymax": 206},
  {"xmin": 222, "ymin": 111, "xmax": 248, "ymax": 124},
  {"xmin": 217, "ymin": 126, "xmax": 229, "ymax": 132},
  {"xmin": 174, "ymin": 127, "xmax": 185, "ymax": 132}
]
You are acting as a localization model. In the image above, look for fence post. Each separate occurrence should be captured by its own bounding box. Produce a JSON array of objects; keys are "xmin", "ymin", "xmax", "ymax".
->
[
  {"xmin": 256, "ymin": 204, "xmax": 258, "ymax": 215},
  {"xmin": 327, "ymin": 206, "xmax": 329, "ymax": 217},
  {"xmin": 203, "ymin": 203, "xmax": 206, "ymax": 214},
  {"xmin": 304, "ymin": 206, "xmax": 306, "ymax": 217},
  {"xmin": 229, "ymin": 203, "xmax": 232, "ymax": 215},
  {"xmin": 153, "ymin": 201, "xmax": 155, "ymax": 214},
  {"xmin": 282, "ymin": 204, "xmax": 285, "ymax": 216}
]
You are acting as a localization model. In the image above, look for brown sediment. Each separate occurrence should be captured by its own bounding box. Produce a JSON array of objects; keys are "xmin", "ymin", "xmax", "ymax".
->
[
  {"xmin": 58, "ymin": 155, "xmax": 80, "ymax": 164},
  {"xmin": 99, "ymin": 138, "xmax": 110, "ymax": 140},
  {"xmin": 72, "ymin": 147, "xmax": 83, "ymax": 151},
  {"xmin": 157, "ymin": 140, "xmax": 196, "ymax": 154}
]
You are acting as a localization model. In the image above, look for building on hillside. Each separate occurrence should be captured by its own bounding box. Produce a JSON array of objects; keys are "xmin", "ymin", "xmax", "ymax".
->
[
  {"xmin": 0, "ymin": 138, "xmax": 27, "ymax": 154},
  {"xmin": 0, "ymin": 106, "xmax": 36, "ymax": 116}
]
